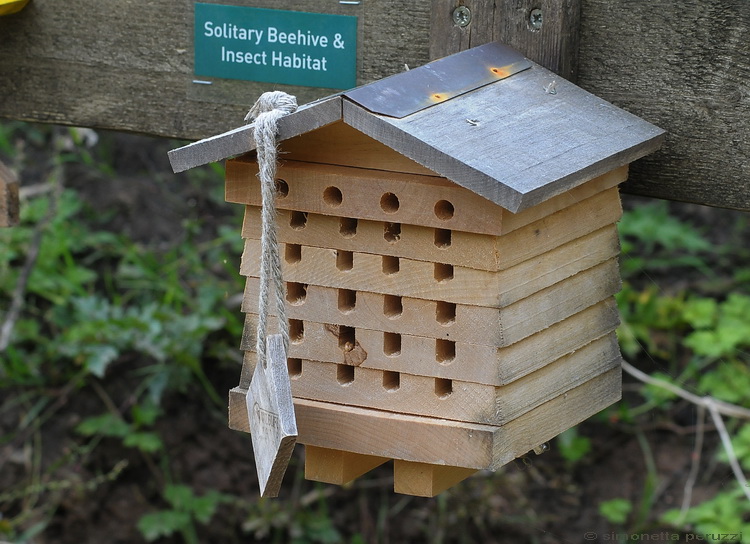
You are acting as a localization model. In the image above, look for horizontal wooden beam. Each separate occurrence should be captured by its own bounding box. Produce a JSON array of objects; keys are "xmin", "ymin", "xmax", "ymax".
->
[{"xmin": 1, "ymin": 0, "xmax": 748, "ymax": 210}]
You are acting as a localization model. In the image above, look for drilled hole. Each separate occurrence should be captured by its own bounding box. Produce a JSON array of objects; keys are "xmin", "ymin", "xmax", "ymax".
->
[
  {"xmin": 434, "ymin": 228, "xmax": 452, "ymax": 248},
  {"xmin": 286, "ymin": 282, "xmax": 307, "ymax": 305},
  {"xmin": 275, "ymin": 179, "xmax": 289, "ymax": 198},
  {"xmin": 336, "ymin": 250, "xmax": 353, "ymax": 271},
  {"xmin": 382, "ymin": 255, "xmax": 399, "ymax": 275},
  {"xmin": 383, "ymin": 295, "xmax": 403, "ymax": 319},
  {"xmin": 285, "ymin": 243, "xmax": 302, "ymax": 263},
  {"xmin": 383, "ymin": 332, "xmax": 401, "ymax": 356},
  {"xmin": 287, "ymin": 358, "xmax": 302, "ymax": 378},
  {"xmin": 337, "ymin": 364, "xmax": 354, "ymax": 385},
  {"xmin": 383, "ymin": 222, "xmax": 401, "ymax": 243},
  {"xmin": 382, "ymin": 371, "xmax": 400, "ymax": 392},
  {"xmin": 434, "ymin": 263, "xmax": 454, "ymax": 282},
  {"xmin": 436, "ymin": 339, "xmax": 455, "ymax": 364},
  {"xmin": 380, "ymin": 192, "xmax": 400, "ymax": 214},
  {"xmin": 434, "ymin": 200, "xmax": 455, "ymax": 220},
  {"xmin": 436, "ymin": 301, "xmax": 456, "ymax": 325},
  {"xmin": 435, "ymin": 378, "xmax": 453, "ymax": 398},
  {"xmin": 290, "ymin": 319, "xmax": 304, "ymax": 343},
  {"xmin": 290, "ymin": 211, "xmax": 308, "ymax": 230},
  {"xmin": 339, "ymin": 217, "xmax": 358, "ymax": 238},
  {"xmin": 338, "ymin": 289, "xmax": 356, "ymax": 313},
  {"xmin": 323, "ymin": 186, "xmax": 343, "ymax": 207},
  {"xmin": 338, "ymin": 326, "xmax": 356, "ymax": 350}
]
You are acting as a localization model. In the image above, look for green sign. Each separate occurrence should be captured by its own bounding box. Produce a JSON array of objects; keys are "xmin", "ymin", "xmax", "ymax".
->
[{"xmin": 194, "ymin": 4, "xmax": 357, "ymax": 90}]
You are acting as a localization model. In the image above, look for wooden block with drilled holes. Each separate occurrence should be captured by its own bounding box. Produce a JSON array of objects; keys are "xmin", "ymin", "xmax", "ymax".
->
[
  {"xmin": 241, "ymin": 185, "xmax": 623, "ymax": 271},
  {"xmin": 304, "ymin": 445, "xmax": 388, "ymax": 485},
  {"xmin": 227, "ymin": 158, "xmax": 629, "ymax": 237},
  {"xmin": 239, "ymin": 332, "xmax": 620, "ymax": 424},
  {"xmin": 242, "ymin": 258, "xmax": 622, "ymax": 347},
  {"xmin": 229, "ymin": 367, "xmax": 622, "ymax": 470},
  {"xmin": 240, "ymin": 226, "xmax": 621, "ymax": 308},
  {"xmin": 240, "ymin": 298, "xmax": 621, "ymax": 386},
  {"xmin": 393, "ymin": 461, "xmax": 477, "ymax": 497},
  {"xmin": 0, "ymin": 161, "xmax": 19, "ymax": 228}
]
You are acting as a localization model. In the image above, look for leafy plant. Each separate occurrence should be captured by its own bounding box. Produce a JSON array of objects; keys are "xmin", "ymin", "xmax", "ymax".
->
[{"xmin": 599, "ymin": 498, "xmax": 632, "ymax": 525}]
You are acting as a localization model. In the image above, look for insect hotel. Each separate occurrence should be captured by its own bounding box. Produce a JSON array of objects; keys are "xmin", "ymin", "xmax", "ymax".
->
[{"xmin": 169, "ymin": 43, "xmax": 664, "ymax": 497}]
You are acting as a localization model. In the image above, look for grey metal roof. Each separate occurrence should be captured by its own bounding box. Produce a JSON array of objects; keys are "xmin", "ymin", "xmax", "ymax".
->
[{"xmin": 169, "ymin": 42, "xmax": 665, "ymax": 213}]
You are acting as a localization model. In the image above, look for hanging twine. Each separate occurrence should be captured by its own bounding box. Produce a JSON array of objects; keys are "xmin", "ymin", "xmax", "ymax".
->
[{"xmin": 245, "ymin": 91, "xmax": 298, "ymax": 368}]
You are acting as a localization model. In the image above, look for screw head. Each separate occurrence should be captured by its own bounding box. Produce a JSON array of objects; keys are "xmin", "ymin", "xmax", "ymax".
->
[
  {"xmin": 452, "ymin": 5, "xmax": 472, "ymax": 27},
  {"xmin": 529, "ymin": 8, "xmax": 543, "ymax": 30}
]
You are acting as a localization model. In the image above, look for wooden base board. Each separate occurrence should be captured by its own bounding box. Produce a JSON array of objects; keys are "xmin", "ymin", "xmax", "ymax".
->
[
  {"xmin": 227, "ymin": 158, "xmax": 628, "ymax": 237},
  {"xmin": 243, "ymin": 258, "xmax": 622, "ymax": 347},
  {"xmin": 229, "ymin": 366, "xmax": 622, "ymax": 470},
  {"xmin": 241, "ymin": 298, "xmax": 621, "ymax": 387},
  {"xmin": 393, "ymin": 461, "xmax": 476, "ymax": 497},
  {"xmin": 240, "ymin": 225, "xmax": 621, "ymax": 308},
  {"xmin": 304, "ymin": 445, "xmax": 388, "ymax": 485},
  {"xmin": 241, "ymin": 186, "xmax": 622, "ymax": 272}
]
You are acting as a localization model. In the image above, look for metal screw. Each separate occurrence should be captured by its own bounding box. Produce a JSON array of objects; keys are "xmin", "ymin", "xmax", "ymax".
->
[
  {"xmin": 529, "ymin": 8, "xmax": 543, "ymax": 30},
  {"xmin": 452, "ymin": 5, "xmax": 472, "ymax": 27}
]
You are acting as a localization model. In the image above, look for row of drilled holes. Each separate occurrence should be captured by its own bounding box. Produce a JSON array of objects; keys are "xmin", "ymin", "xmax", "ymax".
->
[
  {"xmin": 275, "ymin": 179, "xmax": 456, "ymax": 222},
  {"xmin": 287, "ymin": 358, "xmax": 453, "ymax": 398},
  {"xmin": 284, "ymin": 244, "xmax": 454, "ymax": 282},
  {"xmin": 286, "ymin": 283, "xmax": 457, "ymax": 326},
  {"xmin": 288, "ymin": 319, "xmax": 456, "ymax": 364},
  {"xmin": 290, "ymin": 211, "xmax": 452, "ymax": 249}
]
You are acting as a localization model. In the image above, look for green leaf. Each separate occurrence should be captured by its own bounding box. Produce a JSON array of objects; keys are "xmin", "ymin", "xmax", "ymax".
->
[
  {"xmin": 599, "ymin": 498, "xmax": 632, "ymax": 524},
  {"xmin": 75, "ymin": 413, "xmax": 131, "ymax": 438},
  {"xmin": 164, "ymin": 484, "xmax": 195, "ymax": 511},
  {"xmin": 556, "ymin": 427, "xmax": 591, "ymax": 463},
  {"xmin": 123, "ymin": 432, "xmax": 164, "ymax": 453},
  {"xmin": 682, "ymin": 297, "xmax": 718, "ymax": 329},
  {"xmin": 137, "ymin": 511, "xmax": 191, "ymax": 541}
]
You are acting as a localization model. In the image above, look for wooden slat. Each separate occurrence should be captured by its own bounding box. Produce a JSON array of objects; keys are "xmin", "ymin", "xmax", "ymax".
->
[
  {"xmin": 393, "ymin": 461, "xmax": 476, "ymax": 497},
  {"xmin": 240, "ymin": 226, "xmax": 621, "ymax": 308},
  {"xmin": 0, "ymin": 161, "xmax": 19, "ymax": 227},
  {"xmin": 241, "ymin": 298, "xmax": 621, "ymax": 387},
  {"xmin": 228, "ymin": 366, "xmax": 622, "ymax": 470},
  {"xmin": 242, "ymin": 258, "xmax": 622, "ymax": 347},
  {"xmin": 241, "ymin": 185, "xmax": 623, "ymax": 271},
  {"xmin": 304, "ymin": 445, "xmax": 388, "ymax": 485},
  {"xmin": 285, "ymin": 333, "xmax": 621, "ymax": 425}
]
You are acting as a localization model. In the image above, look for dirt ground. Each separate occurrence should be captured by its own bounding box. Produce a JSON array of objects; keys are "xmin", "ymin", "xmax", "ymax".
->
[{"xmin": 0, "ymin": 129, "xmax": 740, "ymax": 544}]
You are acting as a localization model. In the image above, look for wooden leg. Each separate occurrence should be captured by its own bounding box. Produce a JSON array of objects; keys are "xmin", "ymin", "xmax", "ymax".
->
[
  {"xmin": 305, "ymin": 445, "xmax": 388, "ymax": 485},
  {"xmin": 393, "ymin": 460, "xmax": 477, "ymax": 497}
]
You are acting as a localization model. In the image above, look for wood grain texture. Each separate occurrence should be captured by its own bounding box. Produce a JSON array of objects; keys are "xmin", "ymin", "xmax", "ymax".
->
[
  {"xmin": 228, "ymin": 366, "xmax": 622, "ymax": 470},
  {"xmin": 304, "ymin": 445, "xmax": 388, "ymax": 485},
  {"xmin": 240, "ymin": 185, "xmax": 622, "ymax": 271},
  {"xmin": 241, "ymin": 298, "xmax": 621, "ymax": 386},
  {"xmin": 242, "ymin": 258, "xmax": 622, "ymax": 347},
  {"xmin": 0, "ymin": 161, "xmax": 19, "ymax": 227},
  {"xmin": 393, "ymin": 461, "xmax": 476, "ymax": 497},
  {"xmin": 0, "ymin": 0, "xmax": 431, "ymax": 140},
  {"xmin": 577, "ymin": 0, "xmax": 750, "ymax": 210},
  {"xmin": 240, "ymin": 226, "xmax": 621, "ymax": 308},
  {"xmin": 283, "ymin": 333, "xmax": 621, "ymax": 425}
]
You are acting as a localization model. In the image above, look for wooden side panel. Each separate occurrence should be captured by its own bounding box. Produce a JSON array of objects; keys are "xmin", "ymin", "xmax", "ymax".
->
[
  {"xmin": 240, "ymin": 226, "xmax": 621, "ymax": 308},
  {"xmin": 284, "ymin": 333, "xmax": 620, "ymax": 425},
  {"xmin": 228, "ymin": 366, "xmax": 622, "ymax": 469},
  {"xmin": 242, "ymin": 298, "xmax": 621, "ymax": 386},
  {"xmin": 393, "ymin": 461, "xmax": 476, "ymax": 497},
  {"xmin": 241, "ymin": 185, "xmax": 623, "ymax": 271},
  {"xmin": 304, "ymin": 445, "xmax": 388, "ymax": 485},
  {"xmin": 242, "ymin": 258, "xmax": 622, "ymax": 346},
  {"xmin": 0, "ymin": 161, "xmax": 19, "ymax": 227}
]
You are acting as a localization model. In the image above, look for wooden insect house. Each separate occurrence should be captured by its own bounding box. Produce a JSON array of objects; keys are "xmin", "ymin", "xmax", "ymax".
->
[{"xmin": 169, "ymin": 43, "xmax": 665, "ymax": 497}]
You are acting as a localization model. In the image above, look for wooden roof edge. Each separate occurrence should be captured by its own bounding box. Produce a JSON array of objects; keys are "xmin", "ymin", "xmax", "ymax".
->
[
  {"xmin": 515, "ymin": 126, "xmax": 667, "ymax": 212},
  {"xmin": 168, "ymin": 95, "xmax": 343, "ymax": 173}
]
